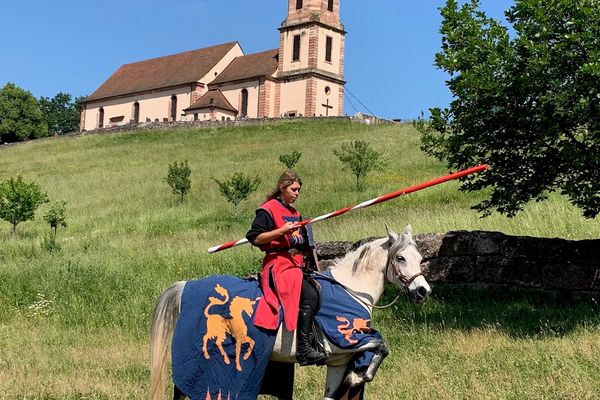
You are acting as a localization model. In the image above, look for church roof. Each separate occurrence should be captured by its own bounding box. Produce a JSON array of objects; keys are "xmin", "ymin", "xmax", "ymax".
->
[
  {"xmin": 85, "ymin": 42, "xmax": 239, "ymax": 102},
  {"xmin": 183, "ymin": 89, "xmax": 237, "ymax": 113},
  {"xmin": 209, "ymin": 49, "xmax": 279, "ymax": 86}
]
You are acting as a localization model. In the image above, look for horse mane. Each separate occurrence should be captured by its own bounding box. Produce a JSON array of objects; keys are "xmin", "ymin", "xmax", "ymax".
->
[
  {"xmin": 327, "ymin": 238, "xmax": 387, "ymax": 275},
  {"xmin": 327, "ymin": 234, "xmax": 416, "ymax": 276}
]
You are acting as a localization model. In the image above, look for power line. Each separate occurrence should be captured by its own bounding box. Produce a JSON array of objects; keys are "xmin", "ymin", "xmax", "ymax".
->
[
  {"xmin": 344, "ymin": 91, "xmax": 359, "ymax": 114},
  {"xmin": 345, "ymin": 86, "xmax": 376, "ymax": 116}
]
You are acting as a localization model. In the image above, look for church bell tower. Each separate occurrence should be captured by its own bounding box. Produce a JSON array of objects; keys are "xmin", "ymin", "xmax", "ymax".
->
[{"xmin": 276, "ymin": 0, "xmax": 346, "ymax": 117}]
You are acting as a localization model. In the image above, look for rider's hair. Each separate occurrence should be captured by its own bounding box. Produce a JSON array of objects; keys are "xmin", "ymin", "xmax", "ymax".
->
[{"xmin": 266, "ymin": 170, "xmax": 302, "ymax": 201}]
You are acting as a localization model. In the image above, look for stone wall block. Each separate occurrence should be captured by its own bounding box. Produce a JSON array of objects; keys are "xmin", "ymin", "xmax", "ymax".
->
[
  {"xmin": 471, "ymin": 231, "xmax": 503, "ymax": 255},
  {"xmin": 543, "ymin": 264, "xmax": 600, "ymax": 290},
  {"xmin": 426, "ymin": 256, "xmax": 476, "ymax": 283},
  {"xmin": 314, "ymin": 231, "xmax": 599, "ymax": 295},
  {"xmin": 436, "ymin": 231, "xmax": 471, "ymax": 256},
  {"xmin": 414, "ymin": 233, "xmax": 444, "ymax": 260}
]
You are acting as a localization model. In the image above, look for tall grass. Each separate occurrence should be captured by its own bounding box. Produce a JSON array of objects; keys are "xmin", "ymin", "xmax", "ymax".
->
[{"xmin": 0, "ymin": 120, "xmax": 598, "ymax": 399}]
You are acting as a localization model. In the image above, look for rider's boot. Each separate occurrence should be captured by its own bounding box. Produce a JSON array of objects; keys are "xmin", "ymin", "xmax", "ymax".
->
[{"xmin": 296, "ymin": 302, "xmax": 328, "ymax": 366}]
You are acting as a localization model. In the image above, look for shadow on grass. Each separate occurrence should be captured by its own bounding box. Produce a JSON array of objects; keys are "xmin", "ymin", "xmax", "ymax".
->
[{"xmin": 384, "ymin": 284, "xmax": 600, "ymax": 339}]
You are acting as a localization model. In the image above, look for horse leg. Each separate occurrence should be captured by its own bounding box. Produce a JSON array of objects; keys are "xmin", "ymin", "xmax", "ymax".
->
[
  {"xmin": 243, "ymin": 336, "xmax": 255, "ymax": 360},
  {"xmin": 216, "ymin": 338, "xmax": 230, "ymax": 365},
  {"xmin": 323, "ymin": 365, "xmax": 347, "ymax": 400},
  {"xmin": 235, "ymin": 340, "xmax": 243, "ymax": 371},
  {"xmin": 340, "ymin": 384, "xmax": 365, "ymax": 400},
  {"xmin": 173, "ymin": 385, "xmax": 186, "ymax": 400},
  {"xmin": 202, "ymin": 335, "xmax": 211, "ymax": 359},
  {"xmin": 362, "ymin": 340, "xmax": 389, "ymax": 382}
]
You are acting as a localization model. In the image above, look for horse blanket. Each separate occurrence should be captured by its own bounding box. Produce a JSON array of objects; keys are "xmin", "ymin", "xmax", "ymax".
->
[
  {"xmin": 172, "ymin": 274, "xmax": 383, "ymax": 400},
  {"xmin": 172, "ymin": 275, "xmax": 276, "ymax": 400}
]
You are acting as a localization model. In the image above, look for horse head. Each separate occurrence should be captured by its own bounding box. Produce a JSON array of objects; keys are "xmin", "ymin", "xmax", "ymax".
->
[
  {"xmin": 231, "ymin": 296, "xmax": 256, "ymax": 318},
  {"xmin": 385, "ymin": 225, "xmax": 431, "ymax": 303}
]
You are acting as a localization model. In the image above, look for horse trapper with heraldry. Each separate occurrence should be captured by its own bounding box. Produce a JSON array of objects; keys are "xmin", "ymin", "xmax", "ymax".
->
[{"xmin": 150, "ymin": 225, "xmax": 431, "ymax": 400}]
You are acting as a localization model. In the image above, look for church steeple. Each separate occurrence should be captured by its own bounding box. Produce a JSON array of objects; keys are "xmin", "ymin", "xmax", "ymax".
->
[
  {"xmin": 282, "ymin": 0, "xmax": 343, "ymax": 30},
  {"xmin": 276, "ymin": 0, "xmax": 346, "ymax": 117}
]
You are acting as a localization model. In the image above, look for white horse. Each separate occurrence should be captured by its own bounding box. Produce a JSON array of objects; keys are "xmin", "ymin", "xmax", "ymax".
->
[{"xmin": 150, "ymin": 225, "xmax": 431, "ymax": 400}]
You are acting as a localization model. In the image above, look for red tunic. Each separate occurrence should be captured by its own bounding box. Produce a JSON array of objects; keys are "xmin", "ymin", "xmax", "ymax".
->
[{"xmin": 253, "ymin": 199, "xmax": 305, "ymax": 331}]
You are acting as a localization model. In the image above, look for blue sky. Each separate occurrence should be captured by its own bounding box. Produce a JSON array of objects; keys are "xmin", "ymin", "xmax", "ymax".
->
[{"xmin": 1, "ymin": 0, "xmax": 514, "ymax": 120}]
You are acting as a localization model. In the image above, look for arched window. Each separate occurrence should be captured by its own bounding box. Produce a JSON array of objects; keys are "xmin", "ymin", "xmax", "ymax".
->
[
  {"xmin": 170, "ymin": 95, "xmax": 178, "ymax": 121},
  {"xmin": 98, "ymin": 107, "xmax": 104, "ymax": 128},
  {"xmin": 133, "ymin": 102, "xmax": 140, "ymax": 123},
  {"xmin": 241, "ymin": 89, "xmax": 248, "ymax": 118}
]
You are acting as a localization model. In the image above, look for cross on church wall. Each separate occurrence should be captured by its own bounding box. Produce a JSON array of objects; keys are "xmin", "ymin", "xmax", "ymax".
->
[{"xmin": 322, "ymin": 99, "xmax": 333, "ymax": 116}]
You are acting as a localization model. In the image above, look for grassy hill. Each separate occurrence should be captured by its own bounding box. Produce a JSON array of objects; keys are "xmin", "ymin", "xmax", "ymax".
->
[{"xmin": 1, "ymin": 120, "xmax": 599, "ymax": 399}]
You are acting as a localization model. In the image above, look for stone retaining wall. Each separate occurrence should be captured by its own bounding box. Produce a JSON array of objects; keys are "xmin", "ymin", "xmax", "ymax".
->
[{"xmin": 316, "ymin": 231, "xmax": 600, "ymax": 295}]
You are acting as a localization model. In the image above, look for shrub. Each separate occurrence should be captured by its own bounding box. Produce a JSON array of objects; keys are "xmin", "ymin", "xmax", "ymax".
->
[
  {"xmin": 213, "ymin": 173, "xmax": 261, "ymax": 207},
  {"xmin": 334, "ymin": 140, "xmax": 384, "ymax": 189},
  {"xmin": 43, "ymin": 200, "xmax": 67, "ymax": 235},
  {"xmin": 41, "ymin": 233, "xmax": 61, "ymax": 252},
  {"xmin": 279, "ymin": 149, "xmax": 302, "ymax": 169},
  {"xmin": 0, "ymin": 175, "xmax": 48, "ymax": 233},
  {"xmin": 165, "ymin": 160, "xmax": 192, "ymax": 202}
]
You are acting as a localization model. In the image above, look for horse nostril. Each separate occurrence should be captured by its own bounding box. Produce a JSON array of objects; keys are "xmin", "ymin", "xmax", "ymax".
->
[{"xmin": 417, "ymin": 286, "xmax": 429, "ymax": 299}]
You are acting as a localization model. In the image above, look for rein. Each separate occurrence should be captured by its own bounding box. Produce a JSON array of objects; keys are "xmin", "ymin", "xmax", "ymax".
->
[
  {"xmin": 313, "ymin": 271, "xmax": 401, "ymax": 310},
  {"xmin": 314, "ymin": 253, "xmax": 423, "ymax": 311}
]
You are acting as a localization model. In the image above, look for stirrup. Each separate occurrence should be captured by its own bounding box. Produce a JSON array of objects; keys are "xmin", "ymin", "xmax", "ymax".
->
[{"xmin": 297, "ymin": 349, "xmax": 328, "ymax": 366}]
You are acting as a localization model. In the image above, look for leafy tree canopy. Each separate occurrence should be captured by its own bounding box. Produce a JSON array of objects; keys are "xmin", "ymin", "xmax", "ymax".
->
[
  {"xmin": 0, "ymin": 175, "xmax": 49, "ymax": 233},
  {"xmin": 334, "ymin": 140, "xmax": 384, "ymax": 190},
  {"xmin": 0, "ymin": 83, "xmax": 48, "ymax": 143},
  {"xmin": 39, "ymin": 92, "xmax": 83, "ymax": 135},
  {"xmin": 165, "ymin": 160, "xmax": 192, "ymax": 202},
  {"xmin": 417, "ymin": 0, "xmax": 599, "ymax": 218},
  {"xmin": 213, "ymin": 173, "xmax": 261, "ymax": 207}
]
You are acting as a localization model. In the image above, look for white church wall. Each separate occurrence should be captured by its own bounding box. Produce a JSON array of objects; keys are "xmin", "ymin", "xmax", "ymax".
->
[
  {"xmin": 202, "ymin": 44, "xmax": 244, "ymax": 84},
  {"xmin": 316, "ymin": 27, "xmax": 341, "ymax": 75},
  {"xmin": 281, "ymin": 27, "xmax": 310, "ymax": 73},
  {"xmin": 314, "ymin": 79, "xmax": 341, "ymax": 117},
  {"xmin": 188, "ymin": 109, "xmax": 236, "ymax": 122},
  {"xmin": 83, "ymin": 86, "xmax": 195, "ymax": 130},
  {"xmin": 217, "ymin": 81, "xmax": 260, "ymax": 118},
  {"xmin": 279, "ymin": 79, "xmax": 307, "ymax": 117}
]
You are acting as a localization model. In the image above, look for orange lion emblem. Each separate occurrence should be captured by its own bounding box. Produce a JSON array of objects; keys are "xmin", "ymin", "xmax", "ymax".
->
[
  {"xmin": 336, "ymin": 316, "xmax": 373, "ymax": 344},
  {"xmin": 202, "ymin": 284, "xmax": 256, "ymax": 372}
]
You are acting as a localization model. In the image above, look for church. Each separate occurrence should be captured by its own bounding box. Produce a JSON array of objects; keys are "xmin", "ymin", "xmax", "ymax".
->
[{"xmin": 80, "ymin": 0, "xmax": 346, "ymax": 131}]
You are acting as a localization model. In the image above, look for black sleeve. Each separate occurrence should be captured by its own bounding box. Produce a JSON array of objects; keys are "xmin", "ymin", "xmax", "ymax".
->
[{"xmin": 245, "ymin": 209, "xmax": 274, "ymax": 245}]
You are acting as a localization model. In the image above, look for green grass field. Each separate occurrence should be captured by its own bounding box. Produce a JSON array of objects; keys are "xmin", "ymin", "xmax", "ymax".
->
[{"xmin": 1, "ymin": 120, "xmax": 599, "ymax": 399}]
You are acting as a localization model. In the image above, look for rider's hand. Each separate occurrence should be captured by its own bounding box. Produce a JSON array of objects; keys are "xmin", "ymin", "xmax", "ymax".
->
[{"xmin": 278, "ymin": 221, "xmax": 299, "ymax": 236}]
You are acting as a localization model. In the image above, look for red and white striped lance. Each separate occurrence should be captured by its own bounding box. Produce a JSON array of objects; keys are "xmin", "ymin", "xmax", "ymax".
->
[{"xmin": 208, "ymin": 164, "xmax": 488, "ymax": 253}]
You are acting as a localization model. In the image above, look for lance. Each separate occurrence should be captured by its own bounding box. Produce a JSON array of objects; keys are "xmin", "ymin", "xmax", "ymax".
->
[{"xmin": 208, "ymin": 164, "xmax": 488, "ymax": 253}]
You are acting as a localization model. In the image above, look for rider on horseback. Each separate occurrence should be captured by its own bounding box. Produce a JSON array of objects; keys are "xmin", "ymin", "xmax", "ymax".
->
[{"xmin": 246, "ymin": 170, "xmax": 328, "ymax": 366}]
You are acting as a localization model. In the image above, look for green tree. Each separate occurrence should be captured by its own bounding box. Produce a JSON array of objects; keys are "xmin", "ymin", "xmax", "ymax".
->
[
  {"xmin": 39, "ymin": 92, "xmax": 81, "ymax": 135},
  {"xmin": 165, "ymin": 161, "xmax": 192, "ymax": 202},
  {"xmin": 213, "ymin": 173, "xmax": 261, "ymax": 207},
  {"xmin": 416, "ymin": 0, "xmax": 600, "ymax": 218},
  {"xmin": 43, "ymin": 200, "xmax": 67, "ymax": 235},
  {"xmin": 334, "ymin": 140, "xmax": 384, "ymax": 189},
  {"xmin": 279, "ymin": 149, "xmax": 302, "ymax": 169},
  {"xmin": 0, "ymin": 83, "xmax": 48, "ymax": 143},
  {"xmin": 0, "ymin": 175, "xmax": 49, "ymax": 233}
]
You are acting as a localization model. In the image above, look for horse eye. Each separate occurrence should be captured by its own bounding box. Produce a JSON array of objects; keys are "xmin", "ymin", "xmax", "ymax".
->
[{"xmin": 396, "ymin": 255, "xmax": 405, "ymax": 262}]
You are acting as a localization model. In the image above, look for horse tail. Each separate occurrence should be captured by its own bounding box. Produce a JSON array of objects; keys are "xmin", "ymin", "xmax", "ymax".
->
[
  {"xmin": 150, "ymin": 281, "xmax": 186, "ymax": 400},
  {"xmin": 203, "ymin": 284, "xmax": 229, "ymax": 318}
]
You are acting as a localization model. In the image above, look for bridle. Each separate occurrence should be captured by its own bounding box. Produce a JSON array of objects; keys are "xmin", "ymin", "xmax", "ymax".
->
[
  {"xmin": 386, "ymin": 251, "xmax": 424, "ymax": 293},
  {"xmin": 316, "ymin": 241, "xmax": 424, "ymax": 310}
]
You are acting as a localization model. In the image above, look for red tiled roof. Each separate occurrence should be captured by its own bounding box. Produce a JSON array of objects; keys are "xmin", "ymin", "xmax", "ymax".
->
[
  {"xmin": 209, "ymin": 49, "xmax": 279, "ymax": 85},
  {"xmin": 85, "ymin": 42, "xmax": 239, "ymax": 102},
  {"xmin": 184, "ymin": 89, "xmax": 237, "ymax": 113}
]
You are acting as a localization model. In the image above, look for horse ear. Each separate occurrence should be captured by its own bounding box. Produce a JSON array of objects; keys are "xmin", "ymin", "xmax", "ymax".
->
[
  {"xmin": 404, "ymin": 225, "xmax": 413, "ymax": 238},
  {"xmin": 386, "ymin": 225, "xmax": 399, "ymax": 242}
]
